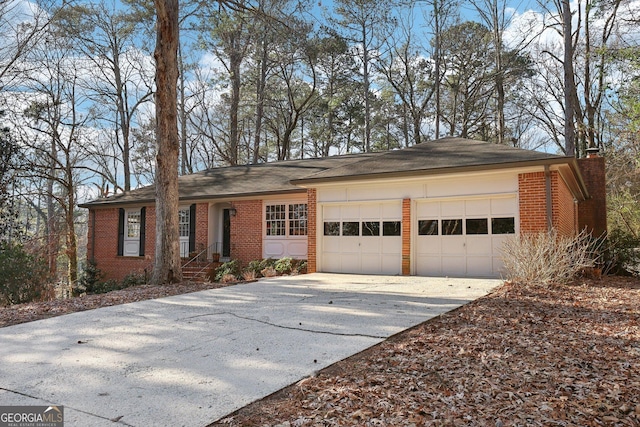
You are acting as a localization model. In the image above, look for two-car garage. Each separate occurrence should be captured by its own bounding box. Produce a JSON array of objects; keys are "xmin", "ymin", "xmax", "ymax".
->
[{"xmin": 319, "ymin": 195, "xmax": 518, "ymax": 278}]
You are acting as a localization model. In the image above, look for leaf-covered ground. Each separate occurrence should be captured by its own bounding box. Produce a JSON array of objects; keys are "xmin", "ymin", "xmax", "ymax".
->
[
  {"xmin": 0, "ymin": 281, "xmax": 229, "ymax": 328},
  {"xmin": 212, "ymin": 277, "xmax": 640, "ymax": 427}
]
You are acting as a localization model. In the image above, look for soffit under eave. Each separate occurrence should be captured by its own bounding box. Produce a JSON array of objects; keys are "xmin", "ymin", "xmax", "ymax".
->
[{"xmin": 552, "ymin": 162, "xmax": 590, "ymax": 201}]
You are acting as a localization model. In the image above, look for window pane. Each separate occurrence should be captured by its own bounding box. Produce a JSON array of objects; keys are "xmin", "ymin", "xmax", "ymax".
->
[
  {"xmin": 127, "ymin": 212, "xmax": 141, "ymax": 238},
  {"xmin": 492, "ymin": 217, "xmax": 515, "ymax": 234},
  {"xmin": 362, "ymin": 221, "xmax": 380, "ymax": 236},
  {"xmin": 466, "ymin": 218, "xmax": 488, "ymax": 235},
  {"xmin": 442, "ymin": 219, "xmax": 462, "ymax": 235},
  {"xmin": 178, "ymin": 208, "xmax": 190, "ymax": 237},
  {"xmin": 418, "ymin": 219, "xmax": 439, "ymax": 235},
  {"xmin": 324, "ymin": 222, "xmax": 340, "ymax": 236},
  {"xmin": 342, "ymin": 221, "xmax": 359, "ymax": 236},
  {"xmin": 289, "ymin": 203, "xmax": 308, "ymax": 236},
  {"xmin": 266, "ymin": 204, "xmax": 286, "ymax": 236},
  {"xmin": 383, "ymin": 221, "xmax": 401, "ymax": 236}
]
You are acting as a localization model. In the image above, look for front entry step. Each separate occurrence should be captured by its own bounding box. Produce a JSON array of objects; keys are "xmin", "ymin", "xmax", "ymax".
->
[{"xmin": 181, "ymin": 261, "xmax": 223, "ymax": 282}]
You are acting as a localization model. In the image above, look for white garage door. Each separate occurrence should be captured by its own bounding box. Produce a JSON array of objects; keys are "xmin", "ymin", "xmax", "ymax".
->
[
  {"xmin": 416, "ymin": 196, "xmax": 517, "ymax": 277},
  {"xmin": 321, "ymin": 202, "xmax": 402, "ymax": 274}
]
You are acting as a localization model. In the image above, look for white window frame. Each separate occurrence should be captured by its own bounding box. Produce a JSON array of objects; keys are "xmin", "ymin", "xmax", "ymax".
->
[{"xmin": 264, "ymin": 202, "xmax": 307, "ymax": 238}]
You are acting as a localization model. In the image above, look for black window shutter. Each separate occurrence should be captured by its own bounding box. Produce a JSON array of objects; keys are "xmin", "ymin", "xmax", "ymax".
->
[
  {"xmin": 117, "ymin": 208, "xmax": 125, "ymax": 256},
  {"xmin": 139, "ymin": 207, "xmax": 146, "ymax": 256},
  {"xmin": 189, "ymin": 204, "xmax": 196, "ymax": 253}
]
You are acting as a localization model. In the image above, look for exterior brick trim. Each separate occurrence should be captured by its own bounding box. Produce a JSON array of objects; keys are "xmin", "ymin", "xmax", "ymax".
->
[
  {"xmin": 307, "ymin": 189, "xmax": 317, "ymax": 273},
  {"xmin": 402, "ymin": 199, "xmax": 411, "ymax": 275}
]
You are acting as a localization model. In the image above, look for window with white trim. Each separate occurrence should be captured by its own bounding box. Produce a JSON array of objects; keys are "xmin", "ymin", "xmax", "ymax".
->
[
  {"xmin": 266, "ymin": 204, "xmax": 287, "ymax": 236},
  {"xmin": 127, "ymin": 211, "xmax": 141, "ymax": 238},
  {"xmin": 289, "ymin": 203, "xmax": 308, "ymax": 236},
  {"xmin": 266, "ymin": 203, "xmax": 307, "ymax": 237},
  {"xmin": 178, "ymin": 208, "xmax": 190, "ymax": 238}
]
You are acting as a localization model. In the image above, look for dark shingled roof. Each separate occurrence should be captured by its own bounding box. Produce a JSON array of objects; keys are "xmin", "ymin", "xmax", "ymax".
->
[
  {"xmin": 80, "ymin": 152, "xmax": 381, "ymax": 207},
  {"xmin": 80, "ymin": 137, "xmax": 575, "ymax": 208},
  {"xmin": 292, "ymin": 137, "xmax": 571, "ymax": 183}
]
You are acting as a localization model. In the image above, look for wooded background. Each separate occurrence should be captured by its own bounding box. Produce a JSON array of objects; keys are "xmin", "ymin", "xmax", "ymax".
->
[{"xmin": 1, "ymin": 0, "xmax": 639, "ymax": 286}]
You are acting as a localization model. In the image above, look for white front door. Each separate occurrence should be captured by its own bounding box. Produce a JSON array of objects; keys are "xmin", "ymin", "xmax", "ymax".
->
[
  {"xmin": 179, "ymin": 207, "xmax": 190, "ymax": 257},
  {"xmin": 123, "ymin": 209, "xmax": 141, "ymax": 257}
]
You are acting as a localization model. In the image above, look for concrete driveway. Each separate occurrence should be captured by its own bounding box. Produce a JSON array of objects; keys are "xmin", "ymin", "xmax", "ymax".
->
[{"xmin": 0, "ymin": 273, "xmax": 500, "ymax": 426}]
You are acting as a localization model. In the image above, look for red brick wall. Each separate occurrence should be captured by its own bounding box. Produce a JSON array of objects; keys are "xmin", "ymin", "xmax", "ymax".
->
[
  {"xmin": 307, "ymin": 189, "xmax": 317, "ymax": 273},
  {"xmin": 552, "ymin": 172, "xmax": 577, "ymax": 237},
  {"xmin": 518, "ymin": 172, "xmax": 549, "ymax": 234},
  {"xmin": 195, "ymin": 203, "xmax": 209, "ymax": 253},
  {"xmin": 89, "ymin": 206, "xmax": 155, "ymax": 281},
  {"xmin": 577, "ymin": 156, "xmax": 607, "ymax": 237},
  {"xmin": 230, "ymin": 199, "xmax": 263, "ymax": 266},
  {"xmin": 88, "ymin": 203, "xmax": 211, "ymax": 281},
  {"xmin": 402, "ymin": 199, "xmax": 411, "ymax": 275}
]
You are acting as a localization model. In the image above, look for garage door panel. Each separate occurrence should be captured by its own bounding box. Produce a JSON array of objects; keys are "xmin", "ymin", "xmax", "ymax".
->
[
  {"xmin": 441, "ymin": 236, "xmax": 465, "ymax": 254},
  {"xmin": 491, "ymin": 198, "xmax": 517, "ymax": 216},
  {"xmin": 382, "ymin": 203, "xmax": 402, "ymax": 218},
  {"xmin": 381, "ymin": 237, "xmax": 402, "ymax": 254},
  {"xmin": 320, "ymin": 202, "xmax": 402, "ymax": 275},
  {"xmin": 467, "ymin": 256, "xmax": 493, "ymax": 276},
  {"xmin": 381, "ymin": 254, "xmax": 402, "ymax": 274},
  {"xmin": 417, "ymin": 202, "xmax": 439, "ymax": 217},
  {"xmin": 442, "ymin": 256, "xmax": 465, "ymax": 276},
  {"xmin": 323, "ymin": 205, "xmax": 342, "ymax": 220},
  {"xmin": 441, "ymin": 200, "xmax": 464, "ymax": 216},
  {"xmin": 322, "ymin": 237, "xmax": 342, "ymax": 252},
  {"xmin": 465, "ymin": 199, "xmax": 490, "ymax": 215},
  {"xmin": 466, "ymin": 236, "xmax": 489, "ymax": 255},
  {"xmin": 417, "ymin": 256, "xmax": 442, "ymax": 276},
  {"xmin": 360, "ymin": 204, "xmax": 381, "ymax": 219},
  {"xmin": 416, "ymin": 195, "xmax": 516, "ymax": 277},
  {"xmin": 341, "ymin": 205, "xmax": 360, "ymax": 219},
  {"xmin": 417, "ymin": 236, "xmax": 441, "ymax": 255},
  {"xmin": 323, "ymin": 254, "xmax": 341, "ymax": 272},
  {"xmin": 361, "ymin": 238, "xmax": 381, "ymax": 254},
  {"xmin": 340, "ymin": 237, "xmax": 361, "ymax": 252},
  {"xmin": 361, "ymin": 256, "xmax": 381, "ymax": 273}
]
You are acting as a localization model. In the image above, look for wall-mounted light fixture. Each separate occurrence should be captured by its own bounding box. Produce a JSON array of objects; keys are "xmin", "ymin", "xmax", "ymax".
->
[{"xmin": 229, "ymin": 207, "xmax": 237, "ymax": 217}]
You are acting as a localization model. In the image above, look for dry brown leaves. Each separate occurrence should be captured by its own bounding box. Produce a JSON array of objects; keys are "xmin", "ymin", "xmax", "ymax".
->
[
  {"xmin": 0, "ymin": 281, "xmax": 229, "ymax": 328},
  {"xmin": 214, "ymin": 277, "xmax": 640, "ymax": 427}
]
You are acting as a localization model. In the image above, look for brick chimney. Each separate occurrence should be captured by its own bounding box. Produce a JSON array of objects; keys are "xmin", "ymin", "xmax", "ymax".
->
[{"xmin": 577, "ymin": 149, "xmax": 607, "ymax": 236}]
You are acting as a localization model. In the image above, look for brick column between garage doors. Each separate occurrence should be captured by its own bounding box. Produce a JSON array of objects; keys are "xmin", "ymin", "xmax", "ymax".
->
[{"xmin": 402, "ymin": 198, "xmax": 411, "ymax": 275}]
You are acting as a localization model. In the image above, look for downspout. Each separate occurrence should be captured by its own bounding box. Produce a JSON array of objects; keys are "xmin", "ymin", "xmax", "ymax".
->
[
  {"xmin": 90, "ymin": 209, "xmax": 96, "ymax": 261},
  {"xmin": 545, "ymin": 165, "xmax": 553, "ymax": 231}
]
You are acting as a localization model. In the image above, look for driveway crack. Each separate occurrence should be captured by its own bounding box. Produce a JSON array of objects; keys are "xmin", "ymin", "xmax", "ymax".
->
[{"xmin": 180, "ymin": 312, "xmax": 386, "ymax": 339}]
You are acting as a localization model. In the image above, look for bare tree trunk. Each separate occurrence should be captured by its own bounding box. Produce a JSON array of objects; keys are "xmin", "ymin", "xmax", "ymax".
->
[
  {"xmin": 178, "ymin": 44, "xmax": 191, "ymax": 175},
  {"xmin": 561, "ymin": 0, "xmax": 577, "ymax": 157},
  {"xmin": 253, "ymin": 37, "xmax": 268, "ymax": 164},
  {"xmin": 362, "ymin": 21, "xmax": 372, "ymax": 152},
  {"xmin": 151, "ymin": 0, "xmax": 182, "ymax": 285}
]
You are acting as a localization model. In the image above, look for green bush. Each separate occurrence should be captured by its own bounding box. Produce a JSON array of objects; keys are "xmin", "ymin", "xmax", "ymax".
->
[
  {"xmin": 0, "ymin": 242, "xmax": 52, "ymax": 306},
  {"xmin": 75, "ymin": 259, "xmax": 104, "ymax": 296},
  {"xmin": 274, "ymin": 257, "xmax": 293, "ymax": 274},
  {"xmin": 77, "ymin": 261, "xmax": 147, "ymax": 295},
  {"xmin": 214, "ymin": 259, "xmax": 241, "ymax": 282},
  {"xmin": 121, "ymin": 272, "xmax": 147, "ymax": 288},
  {"xmin": 88, "ymin": 279, "xmax": 123, "ymax": 295},
  {"xmin": 605, "ymin": 228, "xmax": 640, "ymax": 275}
]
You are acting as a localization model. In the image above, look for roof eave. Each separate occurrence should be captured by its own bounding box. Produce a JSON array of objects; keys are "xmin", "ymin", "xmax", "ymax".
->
[
  {"xmin": 292, "ymin": 157, "xmax": 577, "ymax": 186},
  {"xmin": 79, "ymin": 188, "xmax": 307, "ymax": 209}
]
